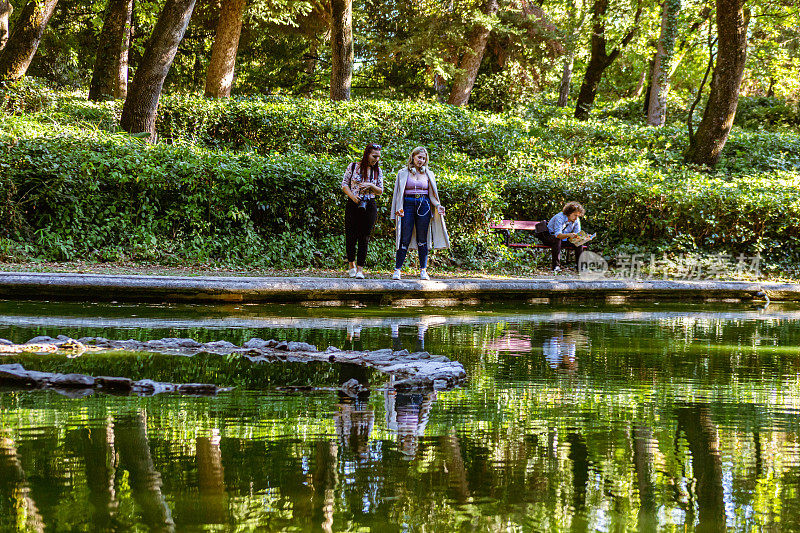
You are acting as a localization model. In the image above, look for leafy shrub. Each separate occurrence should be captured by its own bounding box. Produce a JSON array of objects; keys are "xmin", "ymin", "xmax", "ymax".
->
[
  {"xmin": 156, "ymin": 94, "xmax": 529, "ymax": 159},
  {"xmin": 735, "ymin": 96, "xmax": 800, "ymax": 128},
  {"xmin": 0, "ymin": 78, "xmax": 57, "ymax": 114},
  {"xmin": 1, "ymin": 92, "xmax": 799, "ymax": 269}
]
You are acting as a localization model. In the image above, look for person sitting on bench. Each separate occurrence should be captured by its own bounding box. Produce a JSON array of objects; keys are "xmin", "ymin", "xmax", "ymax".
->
[{"xmin": 536, "ymin": 201, "xmax": 586, "ymax": 272}]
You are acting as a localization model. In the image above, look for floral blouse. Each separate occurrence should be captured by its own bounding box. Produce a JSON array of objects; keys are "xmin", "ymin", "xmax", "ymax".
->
[{"xmin": 342, "ymin": 162, "xmax": 384, "ymax": 200}]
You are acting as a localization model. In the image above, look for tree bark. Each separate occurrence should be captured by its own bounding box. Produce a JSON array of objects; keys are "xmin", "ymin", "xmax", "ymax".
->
[
  {"xmin": 447, "ymin": 0, "xmax": 499, "ymax": 106},
  {"xmin": 684, "ymin": 0, "xmax": 749, "ymax": 166},
  {"xmin": 632, "ymin": 64, "xmax": 648, "ymax": 98},
  {"xmin": 0, "ymin": 0, "xmax": 59, "ymax": 81},
  {"xmin": 120, "ymin": 0, "xmax": 197, "ymax": 140},
  {"xmin": 89, "ymin": 0, "xmax": 133, "ymax": 101},
  {"xmin": 204, "ymin": 0, "xmax": 246, "ymax": 98},
  {"xmin": 557, "ymin": 51, "xmax": 574, "ymax": 107},
  {"xmin": 574, "ymin": 0, "xmax": 641, "ymax": 120},
  {"xmin": 0, "ymin": 0, "xmax": 12, "ymax": 50},
  {"xmin": 647, "ymin": 0, "xmax": 681, "ymax": 126},
  {"xmin": 329, "ymin": 0, "xmax": 352, "ymax": 101}
]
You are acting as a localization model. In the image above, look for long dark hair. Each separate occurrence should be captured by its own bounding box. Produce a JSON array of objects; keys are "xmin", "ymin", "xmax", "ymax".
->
[{"xmin": 357, "ymin": 143, "xmax": 381, "ymax": 181}]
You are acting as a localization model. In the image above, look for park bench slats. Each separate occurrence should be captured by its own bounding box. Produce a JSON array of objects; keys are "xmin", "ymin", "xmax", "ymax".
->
[{"xmin": 489, "ymin": 219, "xmax": 550, "ymax": 249}]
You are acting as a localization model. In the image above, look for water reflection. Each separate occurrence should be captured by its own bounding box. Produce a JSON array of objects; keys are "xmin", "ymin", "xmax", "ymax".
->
[{"xmin": 1, "ymin": 303, "xmax": 800, "ymax": 530}]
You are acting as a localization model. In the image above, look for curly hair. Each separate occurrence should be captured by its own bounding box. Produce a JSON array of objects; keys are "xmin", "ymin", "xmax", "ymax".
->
[{"xmin": 562, "ymin": 201, "xmax": 585, "ymax": 216}]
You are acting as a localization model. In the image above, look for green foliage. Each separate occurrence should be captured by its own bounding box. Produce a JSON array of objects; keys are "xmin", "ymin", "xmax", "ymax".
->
[
  {"xmin": 1, "ymin": 93, "xmax": 799, "ymax": 270},
  {"xmin": 0, "ymin": 77, "xmax": 57, "ymax": 114},
  {"xmin": 156, "ymin": 93, "xmax": 529, "ymax": 159},
  {"xmin": 735, "ymin": 97, "xmax": 800, "ymax": 129}
]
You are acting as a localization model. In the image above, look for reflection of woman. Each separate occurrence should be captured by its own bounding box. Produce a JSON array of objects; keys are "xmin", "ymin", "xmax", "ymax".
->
[
  {"xmin": 335, "ymin": 366, "xmax": 373, "ymax": 460},
  {"xmin": 385, "ymin": 389, "xmax": 436, "ymax": 458},
  {"xmin": 390, "ymin": 147, "xmax": 450, "ymax": 280},
  {"xmin": 391, "ymin": 323, "xmax": 428, "ymax": 352},
  {"xmin": 542, "ymin": 328, "xmax": 587, "ymax": 372},
  {"xmin": 341, "ymin": 143, "xmax": 384, "ymax": 279}
]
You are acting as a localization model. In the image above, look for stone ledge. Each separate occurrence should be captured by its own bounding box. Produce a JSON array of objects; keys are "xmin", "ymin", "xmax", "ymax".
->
[{"xmin": 0, "ymin": 272, "xmax": 795, "ymax": 303}]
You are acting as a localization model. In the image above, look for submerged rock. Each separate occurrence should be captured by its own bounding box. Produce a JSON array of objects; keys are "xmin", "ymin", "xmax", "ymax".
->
[
  {"xmin": 0, "ymin": 364, "xmax": 226, "ymax": 396},
  {"xmin": 0, "ymin": 334, "xmax": 467, "ymax": 392}
]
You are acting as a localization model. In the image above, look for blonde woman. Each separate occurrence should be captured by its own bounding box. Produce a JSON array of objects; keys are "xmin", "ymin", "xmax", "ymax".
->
[{"xmin": 390, "ymin": 147, "xmax": 450, "ymax": 280}]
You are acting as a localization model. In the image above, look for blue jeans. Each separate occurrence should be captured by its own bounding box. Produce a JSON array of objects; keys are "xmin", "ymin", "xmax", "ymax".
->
[{"xmin": 395, "ymin": 195, "xmax": 432, "ymax": 269}]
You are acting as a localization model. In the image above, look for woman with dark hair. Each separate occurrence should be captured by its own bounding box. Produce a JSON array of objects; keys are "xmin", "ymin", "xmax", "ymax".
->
[
  {"xmin": 342, "ymin": 143, "xmax": 384, "ymax": 278},
  {"xmin": 536, "ymin": 201, "xmax": 586, "ymax": 272}
]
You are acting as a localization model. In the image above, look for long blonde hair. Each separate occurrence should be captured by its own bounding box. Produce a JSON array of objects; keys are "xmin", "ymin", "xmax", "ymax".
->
[{"xmin": 406, "ymin": 146, "xmax": 429, "ymax": 172}]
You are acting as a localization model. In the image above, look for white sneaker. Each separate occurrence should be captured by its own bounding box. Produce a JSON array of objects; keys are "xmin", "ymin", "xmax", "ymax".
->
[
  {"xmin": 348, "ymin": 268, "xmax": 357, "ymax": 277},
  {"xmin": 392, "ymin": 269, "xmax": 402, "ymax": 280},
  {"xmin": 553, "ymin": 266, "xmax": 562, "ymax": 273},
  {"xmin": 420, "ymin": 269, "xmax": 430, "ymax": 280},
  {"xmin": 355, "ymin": 271, "xmax": 365, "ymax": 279}
]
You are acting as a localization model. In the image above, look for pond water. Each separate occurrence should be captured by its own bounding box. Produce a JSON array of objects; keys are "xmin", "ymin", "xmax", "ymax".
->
[{"xmin": 1, "ymin": 300, "xmax": 800, "ymax": 532}]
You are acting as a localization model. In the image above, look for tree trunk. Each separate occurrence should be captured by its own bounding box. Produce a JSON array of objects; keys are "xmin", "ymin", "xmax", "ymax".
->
[
  {"xmin": 0, "ymin": 0, "xmax": 59, "ymax": 81},
  {"xmin": 447, "ymin": 0, "xmax": 499, "ymax": 106},
  {"xmin": 0, "ymin": 0, "xmax": 12, "ymax": 51},
  {"xmin": 642, "ymin": 57, "xmax": 655, "ymax": 115},
  {"xmin": 89, "ymin": 0, "xmax": 133, "ymax": 101},
  {"xmin": 684, "ymin": 0, "xmax": 749, "ymax": 166},
  {"xmin": 647, "ymin": 0, "xmax": 681, "ymax": 126},
  {"xmin": 557, "ymin": 51, "xmax": 574, "ymax": 107},
  {"xmin": 632, "ymin": 63, "xmax": 648, "ymax": 98},
  {"xmin": 574, "ymin": 0, "xmax": 641, "ymax": 120},
  {"xmin": 203, "ymin": 0, "xmax": 246, "ymax": 98},
  {"xmin": 120, "ymin": 0, "xmax": 197, "ymax": 140},
  {"xmin": 329, "ymin": 0, "xmax": 352, "ymax": 101}
]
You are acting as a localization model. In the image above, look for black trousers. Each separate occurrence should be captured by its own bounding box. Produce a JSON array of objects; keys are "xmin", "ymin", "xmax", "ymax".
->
[
  {"xmin": 536, "ymin": 232, "xmax": 585, "ymax": 269},
  {"xmin": 345, "ymin": 199, "xmax": 378, "ymax": 267}
]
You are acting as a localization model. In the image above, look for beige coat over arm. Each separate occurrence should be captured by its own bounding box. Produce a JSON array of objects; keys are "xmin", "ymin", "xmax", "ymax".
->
[{"xmin": 390, "ymin": 167, "xmax": 451, "ymax": 251}]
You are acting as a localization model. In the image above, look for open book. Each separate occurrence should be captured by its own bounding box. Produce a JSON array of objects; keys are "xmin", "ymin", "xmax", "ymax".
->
[{"xmin": 568, "ymin": 231, "xmax": 596, "ymax": 246}]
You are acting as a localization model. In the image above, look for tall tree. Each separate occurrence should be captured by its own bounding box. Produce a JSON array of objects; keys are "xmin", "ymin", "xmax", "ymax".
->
[
  {"xmin": 647, "ymin": 0, "xmax": 681, "ymax": 125},
  {"xmin": 555, "ymin": 0, "xmax": 588, "ymax": 107},
  {"xmin": 0, "ymin": 0, "xmax": 12, "ymax": 50},
  {"xmin": 89, "ymin": 0, "xmax": 133, "ymax": 101},
  {"xmin": 0, "ymin": 0, "xmax": 59, "ymax": 81},
  {"xmin": 684, "ymin": 0, "xmax": 749, "ymax": 166},
  {"xmin": 573, "ymin": 0, "xmax": 642, "ymax": 120},
  {"xmin": 329, "ymin": 0, "xmax": 352, "ymax": 101},
  {"xmin": 447, "ymin": 0, "xmax": 499, "ymax": 106},
  {"xmin": 120, "ymin": 0, "xmax": 197, "ymax": 140},
  {"xmin": 204, "ymin": 0, "xmax": 247, "ymax": 98}
]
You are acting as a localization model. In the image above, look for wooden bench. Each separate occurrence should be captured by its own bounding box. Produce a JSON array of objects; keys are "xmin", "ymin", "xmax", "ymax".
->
[{"xmin": 489, "ymin": 220, "xmax": 550, "ymax": 249}]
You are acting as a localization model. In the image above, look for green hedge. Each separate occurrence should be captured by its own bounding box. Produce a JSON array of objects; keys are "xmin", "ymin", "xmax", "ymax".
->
[
  {"xmin": 156, "ymin": 94, "xmax": 529, "ymax": 159},
  {"xmin": 1, "ymin": 131, "xmax": 798, "ymax": 267},
  {"xmin": 1, "ymin": 90, "xmax": 799, "ymax": 269}
]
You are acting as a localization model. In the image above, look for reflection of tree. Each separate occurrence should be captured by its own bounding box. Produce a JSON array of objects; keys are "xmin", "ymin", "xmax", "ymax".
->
[
  {"xmin": 291, "ymin": 440, "xmax": 338, "ymax": 532},
  {"xmin": 677, "ymin": 405, "xmax": 725, "ymax": 533},
  {"xmin": 78, "ymin": 421, "xmax": 119, "ymax": 530},
  {"xmin": 0, "ymin": 433, "xmax": 44, "ymax": 533},
  {"xmin": 567, "ymin": 433, "xmax": 589, "ymax": 533},
  {"xmin": 114, "ymin": 412, "xmax": 175, "ymax": 532},
  {"xmin": 632, "ymin": 426, "xmax": 657, "ymax": 533},
  {"xmin": 196, "ymin": 432, "xmax": 227, "ymax": 524},
  {"xmin": 439, "ymin": 430, "xmax": 470, "ymax": 505}
]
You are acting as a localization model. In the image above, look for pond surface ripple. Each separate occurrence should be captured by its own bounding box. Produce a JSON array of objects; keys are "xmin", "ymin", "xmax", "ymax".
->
[{"xmin": 1, "ymin": 301, "xmax": 799, "ymax": 531}]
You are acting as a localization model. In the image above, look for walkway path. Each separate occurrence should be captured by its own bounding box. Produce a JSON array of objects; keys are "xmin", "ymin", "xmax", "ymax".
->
[{"xmin": 1, "ymin": 272, "xmax": 798, "ymax": 303}]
